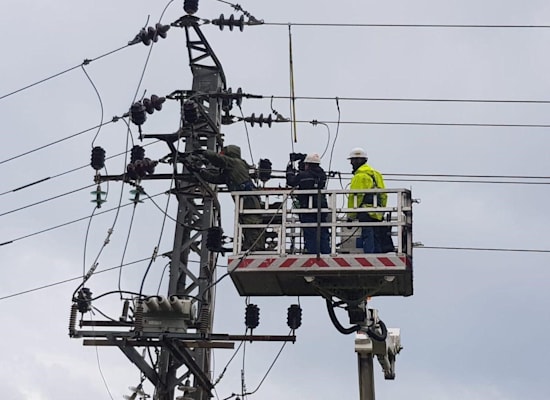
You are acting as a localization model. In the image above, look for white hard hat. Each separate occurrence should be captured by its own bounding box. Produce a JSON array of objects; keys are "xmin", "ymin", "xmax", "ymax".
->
[
  {"xmin": 348, "ymin": 147, "xmax": 367, "ymax": 159},
  {"xmin": 304, "ymin": 153, "xmax": 321, "ymax": 164}
]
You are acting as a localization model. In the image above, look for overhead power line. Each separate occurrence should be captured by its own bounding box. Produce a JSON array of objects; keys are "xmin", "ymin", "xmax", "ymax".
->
[
  {"xmin": 2, "ymin": 244, "xmax": 547, "ymax": 302},
  {"xmin": 263, "ymin": 22, "xmax": 550, "ymax": 29},
  {"xmin": 293, "ymin": 119, "xmax": 550, "ymax": 129},
  {"xmin": 0, "ymin": 45, "xmax": 130, "ymax": 102},
  {"xmin": 268, "ymin": 95, "xmax": 550, "ymax": 105}
]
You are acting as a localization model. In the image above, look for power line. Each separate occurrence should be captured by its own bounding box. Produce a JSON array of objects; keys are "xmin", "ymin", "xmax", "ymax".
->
[
  {"xmin": 0, "ymin": 44, "xmax": 130, "ymax": 102},
  {"xmin": 268, "ymin": 95, "xmax": 550, "ymax": 105},
  {"xmin": 3, "ymin": 244, "xmax": 547, "ymax": 301},
  {"xmin": 0, "ymin": 119, "xmax": 117, "ymax": 166},
  {"xmin": 263, "ymin": 22, "xmax": 550, "ymax": 29},
  {"xmin": 291, "ymin": 119, "xmax": 550, "ymax": 129},
  {"xmin": 418, "ymin": 245, "xmax": 550, "ymax": 253}
]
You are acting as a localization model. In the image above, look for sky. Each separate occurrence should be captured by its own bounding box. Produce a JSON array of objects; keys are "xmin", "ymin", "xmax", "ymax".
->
[{"xmin": 1, "ymin": 0, "xmax": 550, "ymax": 399}]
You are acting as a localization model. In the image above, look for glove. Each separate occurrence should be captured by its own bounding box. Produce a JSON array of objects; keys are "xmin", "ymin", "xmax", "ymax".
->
[{"xmin": 192, "ymin": 149, "xmax": 205, "ymax": 155}]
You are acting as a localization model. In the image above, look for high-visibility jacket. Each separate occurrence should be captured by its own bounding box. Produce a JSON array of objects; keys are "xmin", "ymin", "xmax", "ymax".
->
[{"xmin": 347, "ymin": 163, "xmax": 387, "ymax": 221}]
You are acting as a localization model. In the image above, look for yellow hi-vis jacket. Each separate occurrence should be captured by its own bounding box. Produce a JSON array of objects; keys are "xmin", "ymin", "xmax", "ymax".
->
[{"xmin": 347, "ymin": 163, "xmax": 387, "ymax": 221}]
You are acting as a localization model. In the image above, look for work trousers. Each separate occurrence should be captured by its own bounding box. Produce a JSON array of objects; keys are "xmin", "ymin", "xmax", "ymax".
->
[{"xmin": 300, "ymin": 213, "xmax": 331, "ymax": 254}]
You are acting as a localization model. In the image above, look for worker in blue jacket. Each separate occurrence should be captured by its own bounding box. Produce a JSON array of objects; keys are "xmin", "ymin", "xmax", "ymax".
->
[{"xmin": 286, "ymin": 153, "xmax": 331, "ymax": 254}]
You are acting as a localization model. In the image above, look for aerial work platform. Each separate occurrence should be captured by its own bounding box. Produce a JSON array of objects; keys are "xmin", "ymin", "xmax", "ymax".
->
[{"xmin": 228, "ymin": 188, "xmax": 414, "ymax": 299}]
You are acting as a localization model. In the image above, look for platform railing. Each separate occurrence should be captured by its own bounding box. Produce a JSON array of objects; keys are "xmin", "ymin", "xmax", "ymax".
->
[{"xmin": 231, "ymin": 188, "xmax": 413, "ymax": 257}]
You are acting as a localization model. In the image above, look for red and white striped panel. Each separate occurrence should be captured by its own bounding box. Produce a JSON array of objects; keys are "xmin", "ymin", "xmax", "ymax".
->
[{"xmin": 228, "ymin": 255, "xmax": 411, "ymax": 271}]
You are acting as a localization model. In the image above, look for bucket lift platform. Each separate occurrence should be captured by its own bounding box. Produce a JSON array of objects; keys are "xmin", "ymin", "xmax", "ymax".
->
[{"xmin": 229, "ymin": 188, "xmax": 414, "ymax": 299}]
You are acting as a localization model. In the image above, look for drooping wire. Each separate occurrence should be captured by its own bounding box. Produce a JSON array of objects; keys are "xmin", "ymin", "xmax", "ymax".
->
[
  {"xmin": 327, "ymin": 97, "xmax": 341, "ymax": 177},
  {"xmin": 263, "ymin": 22, "xmax": 550, "ymax": 29},
  {"xmin": 91, "ymin": 314, "xmax": 116, "ymax": 400},
  {"xmin": 288, "ymin": 24, "xmax": 297, "ymax": 150},
  {"xmin": 237, "ymin": 104, "xmax": 255, "ymax": 165},
  {"xmin": 241, "ymin": 330, "xmax": 292, "ymax": 398},
  {"xmin": 117, "ymin": 204, "xmax": 138, "ymax": 299},
  {"xmin": 310, "ymin": 120, "xmax": 331, "ymax": 158},
  {"xmin": 213, "ymin": 329, "xmax": 247, "ymax": 387},
  {"xmin": 156, "ymin": 262, "xmax": 170, "ymax": 295},
  {"xmin": 80, "ymin": 65, "xmax": 105, "ymax": 147}
]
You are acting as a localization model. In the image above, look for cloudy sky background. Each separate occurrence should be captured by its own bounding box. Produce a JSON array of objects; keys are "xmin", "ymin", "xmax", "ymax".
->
[{"xmin": 1, "ymin": 0, "xmax": 549, "ymax": 399}]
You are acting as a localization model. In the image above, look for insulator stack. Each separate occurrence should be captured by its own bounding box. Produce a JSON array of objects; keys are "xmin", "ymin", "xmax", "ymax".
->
[
  {"xmin": 90, "ymin": 146, "xmax": 106, "ymax": 170},
  {"xmin": 130, "ymin": 102, "xmax": 147, "ymax": 126},
  {"xmin": 212, "ymin": 14, "xmax": 246, "ymax": 32},
  {"xmin": 184, "ymin": 0, "xmax": 199, "ymax": 15},
  {"xmin": 244, "ymin": 113, "xmax": 273, "ymax": 127},
  {"xmin": 128, "ymin": 23, "xmax": 171, "ymax": 46},
  {"xmin": 258, "ymin": 158, "xmax": 272, "ymax": 182},
  {"xmin": 91, "ymin": 184, "xmax": 106, "ymax": 208},
  {"xmin": 221, "ymin": 87, "xmax": 243, "ymax": 112},
  {"xmin": 127, "ymin": 158, "xmax": 157, "ymax": 180},
  {"xmin": 76, "ymin": 288, "xmax": 93, "ymax": 313},
  {"xmin": 134, "ymin": 300, "xmax": 144, "ymax": 333},
  {"xmin": 245, "ymin": 304, "xmax": 260, "ymax": 330},
  {"xmin": 198, "ymin": 305, "xmax": 210, "ymax": 334},
  {"xmin": 206, "ymin": 227, "xmax": 223, "ymax": 251},
  {"xmin": 183, "ymin": 101, "xmax": 199, "ymax": 123},
  {"xmin": 287, "ymin": 304, "xmax": 302, "ymax": 330},
  {"xmin": 130, "ymin": 145, "xmax": 145, "ymax": 163},
  {"xmin": 143, "ymin": 94, "xmax": 166, "ymax": 114},
  {"xmin": 69, "ymin": 303, "xmax": 78, "ymax": 336}
]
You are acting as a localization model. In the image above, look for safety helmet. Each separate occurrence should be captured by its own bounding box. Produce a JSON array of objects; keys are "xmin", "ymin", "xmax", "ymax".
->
[
  {"xmin": 347, "ymin": 147, "xmax": 367, "ymax": 159},
  {"xmin": 304, "ymin": 153, "xmax": 321, "ymax": 164}
]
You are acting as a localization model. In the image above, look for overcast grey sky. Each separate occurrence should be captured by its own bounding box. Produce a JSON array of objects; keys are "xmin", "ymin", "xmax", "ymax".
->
[{"xmin": 1, "ymin": 1, "xmax": 550, "ymax": 399}]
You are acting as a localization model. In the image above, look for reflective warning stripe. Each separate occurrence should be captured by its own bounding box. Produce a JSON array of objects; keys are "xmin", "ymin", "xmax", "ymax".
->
[{"xmin": 227, "ymin": 255, "xmax": 411, "ymax": 270}]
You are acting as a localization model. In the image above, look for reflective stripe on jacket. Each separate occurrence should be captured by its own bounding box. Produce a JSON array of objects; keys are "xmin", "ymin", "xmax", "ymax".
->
[{"xmin": 347, "ymin": 163, "xmax": 387, "ymax": 220}]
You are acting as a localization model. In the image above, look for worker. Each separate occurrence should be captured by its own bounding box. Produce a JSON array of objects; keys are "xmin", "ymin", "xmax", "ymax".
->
[
  {"xmin": 347, "ymin": 147, "xmax": 389, "ymax": 253},
  {"xmin": 286, "ymin": 153, "xmax": 331, "ymax": 254},
  {"xmin": 199, "ymin": 145, "xmax": 265, "ymax": 252}
]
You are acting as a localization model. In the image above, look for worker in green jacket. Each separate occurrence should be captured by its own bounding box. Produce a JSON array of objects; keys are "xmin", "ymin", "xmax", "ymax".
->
[
  {"xmin": 199, "ymin": 145, "xmax": 265, "ymax": 252},
  {"xmin": 347, "ymin": 147, "xmax": 388, "ymax": 253}
]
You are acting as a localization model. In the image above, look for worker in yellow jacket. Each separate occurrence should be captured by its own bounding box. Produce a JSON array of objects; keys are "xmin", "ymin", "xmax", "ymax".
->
[{"xmin": 347, "ymin": 148, "xmax": 388, "ymax": 253}]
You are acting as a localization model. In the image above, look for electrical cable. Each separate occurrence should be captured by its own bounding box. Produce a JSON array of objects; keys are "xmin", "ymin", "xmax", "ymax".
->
[
  {"xmin": 0, "ymin": 191, "xmax": 165, "ymax": 247},
  {"xmin": 0, "ymin": 139, "xmax": 160, "ymax": 198},
  {"xmin": 238, "ymin": 104, "xmax": 255, "ymax": 165},
  {"xmin": 327, "ymin": 97, "xmax": 341, "ymax": 177},
  {"xmin": 263, "ymin": 22, "xmax": 550, "ymax": 29},
  {"xmin": 268, "ymin": 94, "xmax": 550, "ymax": 104},
  {"xmin": 241, "ymin": 330, "xmax": 292, "ymax": 397},
  {"xmin": 0, "ymin": 257, "xmax": 220, "ymax": 302},
  {"xmin": 0, "ymin": 119, "xmax": 117, "ymax": 166},
  {"xmin": 310, "ymin": 120, "xmax": 331, "ymax": 158},
  {"xmin": 213, "ymin": 329, "xmax": 247, "ymax": 387},
  {"xmin": 117, "ymin": 203, "xmax": 138, "ymax": 298},
  {"xmin": 0, "ymin": 184, "xmax": 95, "ymax": 218},
  {"xmin": 90, "ymin": 314, "xmax": 116, "ymax": 400},
  {"xmin": 289, "ymin": 119, "xmax": 550, "ymax": 129},
  {"xmin": 417, "ymin": 245, "xmax": 550, "ymax": 253},
  {"xmin": 0, "ymin": 44, "xmax": 129, "ymax": 102},
  {"xmin": 80, "ymin": 65, "xmax": 105, "ymax": 147},
  {"xmin": 288, "ymin": 25, "xmax": 297, "ymax": 151}
]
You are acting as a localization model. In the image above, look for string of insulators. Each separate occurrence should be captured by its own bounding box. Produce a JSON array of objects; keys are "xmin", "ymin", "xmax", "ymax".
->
[
  {"xmin": 134, "ymin": 300, "xmax": 144, "ymax": 334},
  {"xmin": 76, "ymin": 288, "xmax": 93, "ymax": 313},
  {"xmin": 128, "ymin": 23, "xmax": 171, "ymax": 46},
  {"xmin": 258, "ymin": 158, "xmax": 272, "ymax": 182},
  {"xmin": 130, "ymin": 95, "xmax": 165, "ymax": 127},
  {"xmin": 90, "ymin": 146, "xmax": 106, "ymax": 170},
  {"xmin": 183, "ymin": 100, "xmax": 199, "ymax": 123},
  {"xmin": 127, "ymin": 158, "xmax": 157, "ymax": 180},
  {"xmin": 212, "ymin": 14, "xmax": 246, "ymax": 31},
  {"xmin": 130, "ymin": 145, "xmax": 145, "ymax": 163},
  {"xmin": 68, "ymin": 303, "xmax": 78, "ymax": 337},
  {"xmin": 245, "ymin": 303, "xmax": 260, "ymax": 330},
  {"xmin": 287, "ymin": 304, "xmax": 302, "ymax": 330},
  {"xmin": 184, "ymin": 0, "xmax": 199, "ymax": 15},
  {"xmin": 91, "ymin": 184, "xmax": 107, "ymax": 208},
  {"xmin": 198, "ymin": 305, "xmax": 210, "ymax": 334},
  {"xmin": 243, "ymin": 113, "xmax": 273, "ymax": 127},
  {"xmin": 221, "ymin": 87, "xmax": 243, "ymax": 112}
]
